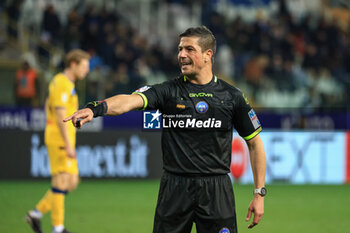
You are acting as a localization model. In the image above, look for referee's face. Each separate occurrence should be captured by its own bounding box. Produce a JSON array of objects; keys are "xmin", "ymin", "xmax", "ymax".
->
[{"xmin": 178, "ymin": 37, "xmax": 207, "ymax": 77}]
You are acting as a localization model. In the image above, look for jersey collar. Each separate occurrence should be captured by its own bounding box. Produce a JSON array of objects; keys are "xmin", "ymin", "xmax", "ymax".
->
[
  {"xmin": 62, "ymin": 72, "xmax": 75, "ymax": 84},
  {"xmin": 183, "ymin": 75, "xmax": 217, "ymax": 83}
]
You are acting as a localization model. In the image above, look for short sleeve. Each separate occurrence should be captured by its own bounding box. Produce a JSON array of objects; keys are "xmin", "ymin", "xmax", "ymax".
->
[
  {"xmin": 51, "ymin": 82, "xmax": 71, "ymax": 108},
  {"xmin": 132, "ymin": 81, "xmax": 172, "ymax": 110},
  {"xmin": 232, "ymin": 92, "xmax": 262, "ymax": 141}
]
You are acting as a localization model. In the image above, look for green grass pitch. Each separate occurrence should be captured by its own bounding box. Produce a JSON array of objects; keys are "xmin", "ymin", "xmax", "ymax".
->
[{"xmin": 0, "ymin": 180, "xmax": 349, "ymax": 233}]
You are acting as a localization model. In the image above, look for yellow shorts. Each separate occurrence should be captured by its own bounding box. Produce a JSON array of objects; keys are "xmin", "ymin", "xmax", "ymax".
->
[{"xmin": 47, "ymin": 145, "xmax": 79, "ymax": 175}]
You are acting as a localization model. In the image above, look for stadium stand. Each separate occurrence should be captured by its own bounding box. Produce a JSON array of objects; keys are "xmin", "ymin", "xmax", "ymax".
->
[{"xmin": 0, "ymin": 0, "xmax": 349, "ymax": 110}]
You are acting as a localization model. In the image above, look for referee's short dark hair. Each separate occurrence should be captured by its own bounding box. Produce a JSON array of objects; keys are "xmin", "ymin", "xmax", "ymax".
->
[{"xmin": 179, "ymin": 26, "xmax": 216, "ymax": 63}]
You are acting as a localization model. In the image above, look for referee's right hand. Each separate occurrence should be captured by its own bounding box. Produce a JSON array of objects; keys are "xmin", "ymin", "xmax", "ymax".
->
[{"xmin": 63, "ymin": 108, "xmax": 94, "ymax": 129}]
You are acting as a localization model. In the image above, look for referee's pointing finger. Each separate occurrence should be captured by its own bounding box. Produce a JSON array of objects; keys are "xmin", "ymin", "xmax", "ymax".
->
[{"xmin": 63, "ymin": 115, "xmax": 74, "ymax": 122}]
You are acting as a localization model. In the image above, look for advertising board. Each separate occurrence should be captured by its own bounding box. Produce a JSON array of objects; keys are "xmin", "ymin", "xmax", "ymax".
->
[{"xmin": 230, "ymin": 131, "xmax": 347, "ymax": 184}]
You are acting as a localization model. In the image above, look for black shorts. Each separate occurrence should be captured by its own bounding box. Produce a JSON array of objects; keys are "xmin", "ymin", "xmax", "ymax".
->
[{"xmin": 153, "ymin": 172, "xmax": 237, "ymax": 233}]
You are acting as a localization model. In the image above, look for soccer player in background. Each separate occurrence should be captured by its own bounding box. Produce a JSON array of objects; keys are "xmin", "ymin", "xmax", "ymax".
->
[
  {"xmin": 26, "ymin": 49, "xmax": 90, "ymax": 233},
  {"xmin": 65, "ymin": 26, "xmax": 266, "ymax": 233}
]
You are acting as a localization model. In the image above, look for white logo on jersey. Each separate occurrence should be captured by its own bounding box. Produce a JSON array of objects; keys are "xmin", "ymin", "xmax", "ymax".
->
[
  {"xmin": 163, "ymin": 118, "xmax": 222, "ymax": 128},
  {"xmin": 61, "ymin": 93, "xmax": 68, "ymax": 103}
]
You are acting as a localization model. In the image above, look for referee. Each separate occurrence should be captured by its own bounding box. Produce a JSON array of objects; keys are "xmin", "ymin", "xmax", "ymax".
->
[{"xmin": 65, "ymin": 26, "xmax": 266, "ymax": 233}]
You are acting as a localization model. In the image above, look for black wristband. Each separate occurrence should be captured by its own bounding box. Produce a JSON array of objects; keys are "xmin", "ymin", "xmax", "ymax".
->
[{"xmin": 85, "ymin": 101, "xmax": 108, "ymax": 118}]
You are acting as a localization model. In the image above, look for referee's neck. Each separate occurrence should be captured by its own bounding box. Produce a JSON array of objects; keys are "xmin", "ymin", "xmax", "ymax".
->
[{"xmin": 186, "ymin": 71, "xmax": 213, "ymax": 85}]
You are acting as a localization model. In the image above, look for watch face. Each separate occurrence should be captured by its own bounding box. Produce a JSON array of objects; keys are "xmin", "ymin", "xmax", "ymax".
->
[{"xmin": 260, "ymin": 187, "xmax": 267, "ymax": 196}]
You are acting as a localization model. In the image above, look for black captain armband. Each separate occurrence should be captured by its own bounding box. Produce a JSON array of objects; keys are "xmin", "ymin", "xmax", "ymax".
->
[{"xmin": 85, "ymin": 101, "xmax": 108, "ymax": 118}]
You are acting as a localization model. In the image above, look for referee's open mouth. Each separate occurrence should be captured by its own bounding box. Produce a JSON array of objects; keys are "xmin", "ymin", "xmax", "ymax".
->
[{"xmin": 180, "ymin": 61, "xmax": 193, "ymax": 69}]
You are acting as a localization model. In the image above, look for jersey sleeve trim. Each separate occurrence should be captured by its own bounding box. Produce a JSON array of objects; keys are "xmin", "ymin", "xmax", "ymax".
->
[
  {"xmin": 132, "ymin": 92, "xmax": 148, "ymax": 110},
  {"xmin": 243, "ymin": 127, "xmax": 262, "ymax": 141}
]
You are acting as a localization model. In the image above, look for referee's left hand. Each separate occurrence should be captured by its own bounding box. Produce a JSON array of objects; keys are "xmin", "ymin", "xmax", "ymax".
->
[{"xmin": 246, "ymin": 195, "xmax": 264, "ymax": 229}]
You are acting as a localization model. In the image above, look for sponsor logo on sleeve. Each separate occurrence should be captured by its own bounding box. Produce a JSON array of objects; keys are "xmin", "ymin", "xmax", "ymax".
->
[
  {"xmin": 135, "ymin": 86, "xmax": 151, "ymax": 93},
  {"xmin": 248, "ymin": 109, "xmax": 261, "ymax": 129}
]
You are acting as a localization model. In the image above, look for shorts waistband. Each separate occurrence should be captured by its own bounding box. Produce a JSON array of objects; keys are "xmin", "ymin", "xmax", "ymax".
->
[{"xmin": 165, "ymin": 171, "xmax": 227, "ymax": 178}]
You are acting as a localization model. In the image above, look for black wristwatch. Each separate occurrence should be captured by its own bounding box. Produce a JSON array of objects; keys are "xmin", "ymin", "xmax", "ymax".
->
[{"xmin": 254, "ymin": 187, "xmax": 267, "ymax": 196}]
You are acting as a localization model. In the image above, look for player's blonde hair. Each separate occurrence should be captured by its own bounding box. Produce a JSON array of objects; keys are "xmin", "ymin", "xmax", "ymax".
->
[{"xmin": 64, "ymin": 49, "xmax": 90, "ymax": 68}]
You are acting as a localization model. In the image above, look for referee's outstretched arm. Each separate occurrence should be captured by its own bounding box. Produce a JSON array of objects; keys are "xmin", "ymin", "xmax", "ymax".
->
[
  {"xmin": 245, "ymin": 134, "xmax": 266, "ymax": 229},
  {"xmin": 63, "ymin": 94, "xmax": 144, "ymax": 128}
]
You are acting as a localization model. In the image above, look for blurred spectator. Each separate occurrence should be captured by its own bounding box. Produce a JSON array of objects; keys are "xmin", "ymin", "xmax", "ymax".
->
[
  {"xmin": 106, "ymin": 63, "xmax": 132, "ymax": 96},
  {"xmin": 265, "ymin": 54, "xmax": 296, "ymax": 92},
  {"xmin": 37, "ymin": 32, "xmax": 51, "ymax": 66},
  {"xmin": 100, "ymin": 32, "xmax": 117, "ymax": 68},
  {"xmin": 215, "ymin": 44, "xmax": 234, "ymax": 80},
  {"xmin": 207, "ymin": 11, "xmax": 226, "ymax": 46},
  {"xmin": 86, "ymin": 66, "xmax": 103, "ymax": 102},
  {"xmin": 15, "ymin": 61, "xmax": 38, "ymax": 106},
  {"xmin": 81, "ymin": 20, "xmax": 99, "ymax": 52},
  {"xmin": 302, "ymin": 44, "xmax": 320, "ymax": 70},
  {"xmin": 41, "ymin": 4, "xmax": 61, "ymax": 45},
  {"xmin": 243, "ymin": 55, "xmax": 269, "ymax": 94},
  {"xmin": 88, "ymin": 49, "xmax": 103, "ymax": 71},
  {"xmin": 314, "ymin": 68, "xmax": 344, "ymax": 108},
  {"xmin": 81, "ymin": 6, "xmax": 100, "ymax": 52},
  {"xmin": 5, "ymin": 0, "xmax": 23, "ymax": 39},
  {"xmin": 63, "ymin": 6, "xmax": 82, "ymax": 51},
  {"xmin": 85, "ymin": 49, "xmax": 105, "ymax": 102}
]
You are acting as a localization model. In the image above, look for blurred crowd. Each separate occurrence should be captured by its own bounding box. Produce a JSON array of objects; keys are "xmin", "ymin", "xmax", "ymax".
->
[
  {"xmin": 3, "ymin": 0, "xmax": 350, "ymax": 109},
  {"xmin": 36, "ymin": 3, "xmax": 180, "ymax": 103},
  {"xmin": 209, "ymin": 1, "xmax": 350, "ymax": 109}
]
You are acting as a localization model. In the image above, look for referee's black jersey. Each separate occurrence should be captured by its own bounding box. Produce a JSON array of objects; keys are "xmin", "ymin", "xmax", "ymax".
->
[{"xmin": 134, "ymin": 75, "xmax": 262, "ymax": 175}]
